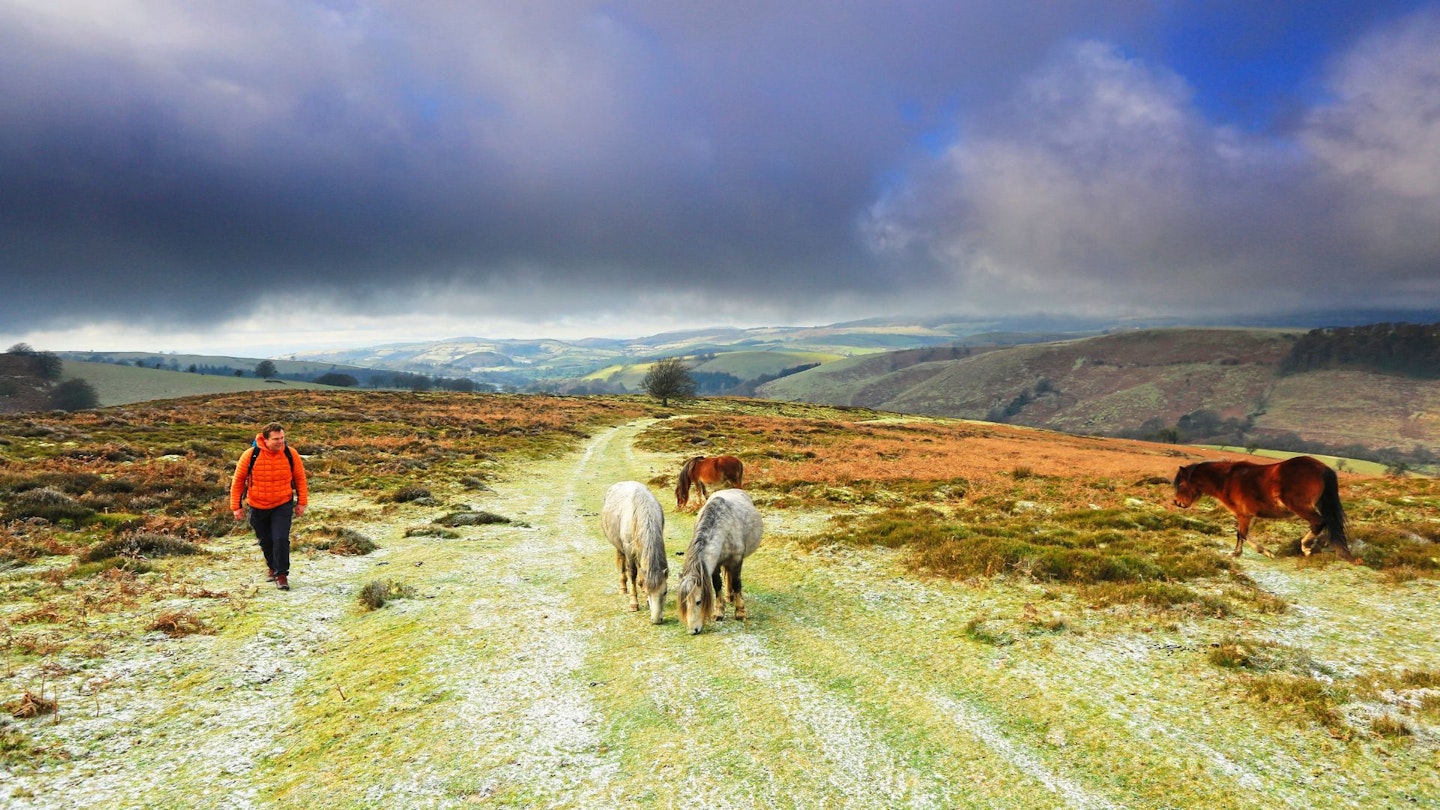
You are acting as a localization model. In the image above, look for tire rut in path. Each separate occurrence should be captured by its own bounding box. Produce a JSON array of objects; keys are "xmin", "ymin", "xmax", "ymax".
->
[{"xmin": 444, "ymin": 419, "xmax": 659, "ymax": 804}]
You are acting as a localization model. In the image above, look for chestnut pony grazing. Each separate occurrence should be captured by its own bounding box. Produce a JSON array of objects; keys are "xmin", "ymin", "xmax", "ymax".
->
[
  {"xmin": 1172, "ymin": 456, "xmax": 1358, "ymax": 563},
  {"xmin": 600, "ymin": 482, "xmax": 669, "ymax": 623},
  {"xmin": 677, "ymin": 489, "xmax": 763, "ymax": 635},
  {"xmin": 674, "ymin": 455, "xmax": 744, "ymax": 511}
]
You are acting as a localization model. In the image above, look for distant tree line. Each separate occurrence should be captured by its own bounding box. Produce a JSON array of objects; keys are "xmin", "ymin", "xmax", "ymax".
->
[
  {"xmin": 78, "ymin": 354, "xmax": 489, "ymax": 392},
  {"xmin": 1279, "ymin": 322, "xmax": 1440, "ymax": 378},
  {"xmin": 5, "ymin": 343, "xmax": 97, "ymax": 411}
]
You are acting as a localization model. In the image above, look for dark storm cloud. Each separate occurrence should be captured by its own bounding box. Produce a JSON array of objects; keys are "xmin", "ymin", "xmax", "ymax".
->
[{"xmin": 2, "ymin": 2, "xmax": 1439, "ymax": 343}]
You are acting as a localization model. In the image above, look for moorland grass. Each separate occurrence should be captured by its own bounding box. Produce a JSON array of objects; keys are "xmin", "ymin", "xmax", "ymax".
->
[{"xmin": 297, "ymin": 526, "xmax": 377, "ymax": 556}]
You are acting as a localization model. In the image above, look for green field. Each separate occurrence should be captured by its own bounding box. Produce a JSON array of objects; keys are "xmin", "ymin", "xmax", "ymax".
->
[{"xmin": 64, "ymin": 360, "xmax": 337, "ymax": 407}]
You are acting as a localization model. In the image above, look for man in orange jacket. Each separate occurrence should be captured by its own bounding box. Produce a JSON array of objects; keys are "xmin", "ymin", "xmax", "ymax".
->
[{"xmin": 230, "ymin": 422, "xmax": 308, "ymax": 590}]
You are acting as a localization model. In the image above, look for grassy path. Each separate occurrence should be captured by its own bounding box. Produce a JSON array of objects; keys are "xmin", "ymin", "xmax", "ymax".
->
[{"xmin": 7, "ymin": 417, "xmax": 1439, "ymax": 808}]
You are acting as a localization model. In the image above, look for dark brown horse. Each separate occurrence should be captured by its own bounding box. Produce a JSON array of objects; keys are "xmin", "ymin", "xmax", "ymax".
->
[
  {"xmin": 675, "ymin": 455, "xmax": 744, "ymax": 511},
  {"xmin": 1172, "ymin": 456, "xmax": 1358, "ymax": 563}
]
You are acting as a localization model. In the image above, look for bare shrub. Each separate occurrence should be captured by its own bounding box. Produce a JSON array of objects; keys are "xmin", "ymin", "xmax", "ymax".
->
[
  {"xmin": 6, "ymin": 691, "xmax": 57, "ymax": 719},
  {"xmin": 146, "ymin": 609, "xmax": 213, "ymax": 638}
]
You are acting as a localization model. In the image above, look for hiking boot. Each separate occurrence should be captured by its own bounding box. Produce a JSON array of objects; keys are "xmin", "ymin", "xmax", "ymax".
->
[
  {"xmin": 276, "ymin": 575, "xmax": 289, "ymax": 591},
  {"xmin": 266, "ymin": 569, "xmax": 277, "ymax": 581}
]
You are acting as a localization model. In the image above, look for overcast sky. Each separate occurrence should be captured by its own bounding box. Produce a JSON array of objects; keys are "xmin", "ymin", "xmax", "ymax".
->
[{"xmin": 3, "ymin": 1, "xmax": 1439, "ymax": 355}]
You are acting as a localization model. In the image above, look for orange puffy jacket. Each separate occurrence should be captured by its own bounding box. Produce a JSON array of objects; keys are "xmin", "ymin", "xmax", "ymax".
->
[{"xmin": 229, "ymin": 434, "xmax": 309, "ymax": 511}]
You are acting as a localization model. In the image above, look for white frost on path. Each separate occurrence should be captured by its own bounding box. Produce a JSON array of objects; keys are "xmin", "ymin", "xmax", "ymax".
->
[{"xmin": 723, "ymin": 632, "xmax": 948, "ymax": 808}]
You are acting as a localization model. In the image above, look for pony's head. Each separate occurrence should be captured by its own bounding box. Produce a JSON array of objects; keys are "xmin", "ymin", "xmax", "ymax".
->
[
  {"xmin": 1173, "ymin": 464, "xmax": 1201, "ymax": 508},
  {"xmin": 676, "ymin": 571, "xmax": 713, "ymax": 635}
]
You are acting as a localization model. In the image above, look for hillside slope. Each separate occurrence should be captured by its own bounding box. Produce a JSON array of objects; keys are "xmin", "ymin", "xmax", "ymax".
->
[{"xmin": 759, "ymin": 328, "xmax": 1440, "ymax": 454}]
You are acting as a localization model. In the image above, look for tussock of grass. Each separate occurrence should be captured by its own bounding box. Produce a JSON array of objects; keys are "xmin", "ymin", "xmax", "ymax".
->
[
  {"xmin": 83, "ymin": 533, "xmax": 202, "ymax": 562},
  {"xmin": 1244, "ymin": 673, "xmax": 1351, "ymax": 737},
  {"xmin": 1369, "ymin": 714, "xmax": 1412, "ymax": 738},
  {"xmin": 297, "ymin": 526, "xmax": 377, "ymax": 556},
  {"xmin": 404, "ymin": 526, "xmax": 461, "ymax": 539},
  {"xmin": 1398, "ymin": 669, "xmax": 1440, "ymax": 688},
  {"xmin": 3, "ymin": 487, "xmax": 94, "ymax": 524},
  {"xmin": 387, "ymin": 485, "xmax": 432, "ymax": 503},
  {"xmin": 1082, "ymin": 582, "xmax": 1230, "ymax": 616},
  {"xmin": 964, "ymin": 614, "xmax": 1015, "ymax": 646},
  {"xmin": 1345, "ymin": 522, "xmax": 1440, "ymax": 573},
  {"xmin": 1207, "ymin": 636, "xmax": 1322, "ymax": 673},
  {"xmin": 434, "ymin": 510, "xmax": 511, "ymax": 527},
  {"xmin": 806, "ymin": 508, "xmax": 1229, "ymax": 585},
  {"xmin": 357, "ymin": 578, "xmax": 417, "ymax": 611},
  {"xmin": 1, "ymin": 718, "xmax": 46, "ymax": 768}
]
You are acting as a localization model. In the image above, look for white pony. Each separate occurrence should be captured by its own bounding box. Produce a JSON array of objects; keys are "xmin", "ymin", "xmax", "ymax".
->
[
  {"xmin": 677, "ymin": 488, "xmax": 763, "ymax": 635},
  {"xmin": 600, "ymin": 481, "xmax": 668, "ymax": 624}
]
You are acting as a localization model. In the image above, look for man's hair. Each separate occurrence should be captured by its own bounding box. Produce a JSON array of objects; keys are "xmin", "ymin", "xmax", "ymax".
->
[{"xmin": 262, "ymin": 422, "xmax": 286, "ymax": 438}]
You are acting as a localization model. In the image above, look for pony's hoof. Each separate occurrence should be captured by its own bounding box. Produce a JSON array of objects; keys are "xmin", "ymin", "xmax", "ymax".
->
[{"xmin": 627, "ymin": 604, "xmax": 639, "ymax": 612}]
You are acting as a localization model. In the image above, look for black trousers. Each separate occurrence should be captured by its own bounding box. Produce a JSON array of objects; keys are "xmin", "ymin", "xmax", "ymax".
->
[{"xmin": 249, "ymin": 501, "xmax": 294, "ymax": 577}]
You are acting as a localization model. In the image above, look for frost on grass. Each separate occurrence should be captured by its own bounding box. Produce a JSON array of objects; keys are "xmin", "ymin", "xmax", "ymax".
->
[
  {"xmin": 446, "ymin": 578, "xmax": 615, "ymax": 804},
  {"xmin": 723, "ymin": 633, "xmax": 946, "ymax": 808},
  {"xmin": 929, "ymin": 691, "xmax": 1120, "ymax": 810}
]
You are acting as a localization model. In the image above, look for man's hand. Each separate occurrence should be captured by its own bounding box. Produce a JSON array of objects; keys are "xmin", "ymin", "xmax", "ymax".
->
[
  {"xmin": 295, "ymin": 504, "xmax": 306, "ymax": 518},
  {"xmin": 232, "ymin": 508, "xmax": 245, "ymax": 521}
]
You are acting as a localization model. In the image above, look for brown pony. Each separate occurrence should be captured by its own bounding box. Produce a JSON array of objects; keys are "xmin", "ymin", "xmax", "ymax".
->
[
  {"xmin": 675, "ymin": 455, "xmax": 743, "ymax": 511},
  {"xmin": 1172, "ymin": 456, "xmax": 1358, "ymax": 563}
]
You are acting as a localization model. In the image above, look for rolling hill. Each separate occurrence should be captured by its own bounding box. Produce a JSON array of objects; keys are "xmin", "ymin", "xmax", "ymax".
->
[
  {"xmin": 758, "ymin": 327, "xmax": 1440, "ymax": 460},
  {"xmin": 276, "ymin": 317, "xmax": 1104, "ymax": 389}
]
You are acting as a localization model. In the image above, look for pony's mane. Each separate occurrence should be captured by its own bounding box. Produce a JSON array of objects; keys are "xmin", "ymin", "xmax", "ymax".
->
[
  {"xmin": 679, "ymin": 494, "xmax": 735, "ymax": 623},
  {"xmin": 637, "ymin": 504, "xmax": 668, "ymax": 594}
]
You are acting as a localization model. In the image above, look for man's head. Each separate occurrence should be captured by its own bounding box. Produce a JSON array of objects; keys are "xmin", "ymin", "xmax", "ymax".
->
[{"xmin": 262, "ymin": 422, "xmax": 286, "ymax": 451}]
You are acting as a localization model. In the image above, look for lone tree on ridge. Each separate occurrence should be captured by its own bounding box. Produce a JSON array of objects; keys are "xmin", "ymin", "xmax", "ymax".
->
[{"xmin": 642, "ymin": 357, "xmax": 696, "ymax": 407}]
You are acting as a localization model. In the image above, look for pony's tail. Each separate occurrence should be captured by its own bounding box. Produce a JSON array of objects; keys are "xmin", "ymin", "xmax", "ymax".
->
[
  {"xmin": 675, "ymin": 458, "xmax": 695, "ymax": 507},
  {"xmin": 1319, "ymin": 467, "xmax": 1355, "ymax": 561}
]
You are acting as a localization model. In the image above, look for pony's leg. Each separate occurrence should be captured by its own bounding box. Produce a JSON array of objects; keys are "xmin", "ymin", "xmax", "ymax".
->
[
  {"xmin": 626, "ymin": 556, "xmax": 641, "ymax": 611},
  {"xmin": 615, "ymin": 549, "xmax": 629, "ymax": 594},
  {"xmin": 1233, "ymin": 516, "xmax": 1272, "ymax": 558},
  {"xmin": 730, "ymin": 564, "xmax": 747, "ymax": 621},
  {"xmin": 1299, "ymin": 526, "xmax": 1319, "ymax": 556},
  {"xmin": 1248, "ymin": 536, "xmax": 1274, "ymax": 558},
  {"xmin": 710, "ymin": 569, "xmax": 725, "ymax": 620}
]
